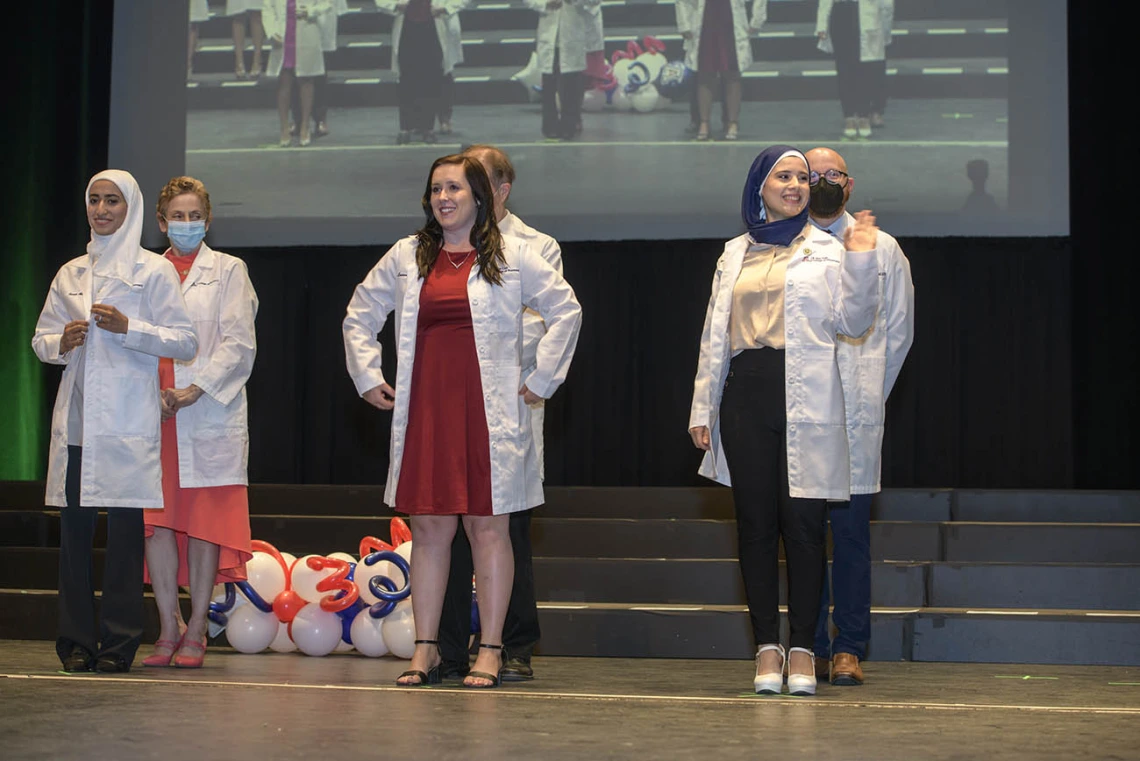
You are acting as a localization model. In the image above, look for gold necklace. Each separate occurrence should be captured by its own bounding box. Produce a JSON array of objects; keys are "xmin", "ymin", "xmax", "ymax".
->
[{"xmin": 445, "ymin": 249, "xmax": 472, "ymax": 269}]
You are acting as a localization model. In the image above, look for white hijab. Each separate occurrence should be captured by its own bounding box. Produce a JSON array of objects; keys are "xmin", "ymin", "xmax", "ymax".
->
[{"xmin": 86, "ymin": 169, "xmax": 146, "ymax": 287}]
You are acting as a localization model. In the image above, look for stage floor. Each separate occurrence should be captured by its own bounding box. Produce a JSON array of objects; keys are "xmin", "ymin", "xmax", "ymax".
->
[{"xmin": 2, "ymin": 641, "xmax": 1137, "ymax": 761}]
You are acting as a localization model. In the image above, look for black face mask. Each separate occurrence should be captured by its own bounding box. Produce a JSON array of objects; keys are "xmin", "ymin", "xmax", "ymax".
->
[{"xmin": 809, "ymin": 180, "xmax": 846, "ymax": 218}]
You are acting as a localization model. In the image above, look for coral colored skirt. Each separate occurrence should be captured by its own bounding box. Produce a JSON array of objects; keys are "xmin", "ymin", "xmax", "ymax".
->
[{"xmin": 143, "ymin": 359, "xmax": 252, "ymax": 585}]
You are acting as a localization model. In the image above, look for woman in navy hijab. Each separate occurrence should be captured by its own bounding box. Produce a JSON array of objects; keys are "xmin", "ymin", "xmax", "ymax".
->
[{"xmin": 689, "ymin": 145, "xmax": 881, "ymax": 695}]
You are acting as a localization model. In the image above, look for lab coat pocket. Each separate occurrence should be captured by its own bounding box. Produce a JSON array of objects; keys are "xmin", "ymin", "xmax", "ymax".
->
[{"xmin": 97, "ymin": 279, "xmax": 145, "ymax": 319}]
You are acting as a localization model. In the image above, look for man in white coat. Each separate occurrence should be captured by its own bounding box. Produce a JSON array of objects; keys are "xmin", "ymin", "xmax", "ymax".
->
[
  {"xmin": 436, "ymin": 145, "xmax": 564, "ymax": 681},
  {"xmin": 527, "ymin": 0, "xmax": 602, "ymax": 139},
  {"xmin": 805, "ymin": 147, "xmax": 914, "ymax": 685},
  {"xmin": 32, "ymin": 170, "xmax": 198, "ymax": 673},
  {"xmin": 816, "ymin": 0, "xmax": 894, "ymax": 138}
]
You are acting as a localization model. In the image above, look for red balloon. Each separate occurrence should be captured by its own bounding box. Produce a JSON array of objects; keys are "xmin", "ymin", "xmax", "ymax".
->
[
  {"xmin": 273, "ymin": 589, "xmax": 306, "ymax": 623},
  {"xmin": 359, "ymin": 536, "xmax": 394, "ymax": 558},
  {"xmin": 390, "ymin": 517, "xmax": 413, "ymax": 547}
]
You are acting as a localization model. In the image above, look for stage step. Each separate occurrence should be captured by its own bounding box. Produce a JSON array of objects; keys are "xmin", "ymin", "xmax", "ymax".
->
[
  {"xmin": 4, "ymin": 590, "xmax": 1135, "ymax": 665},
  {"xmin": 10, "ymin": 484, "xmax": 1138, "ymax": 523}
]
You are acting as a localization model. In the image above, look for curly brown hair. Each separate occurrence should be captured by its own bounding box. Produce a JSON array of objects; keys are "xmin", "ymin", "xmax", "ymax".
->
[
  {"xmin": 415, "ymin": 155, "xmax": 505, "ymax": 285},
  {"xmin": 156, "ymin": 176, "xmax": 212, "ymax": 221}
]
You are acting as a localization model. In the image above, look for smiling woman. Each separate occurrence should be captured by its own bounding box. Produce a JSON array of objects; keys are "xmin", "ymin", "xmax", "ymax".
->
[
  {"xmin": 688, "ymin": 144, "xmax": 881, "ymax": 697},
  {"xmin": 343, "ymin": 154, "xmax": 582, "ymax": 689}
]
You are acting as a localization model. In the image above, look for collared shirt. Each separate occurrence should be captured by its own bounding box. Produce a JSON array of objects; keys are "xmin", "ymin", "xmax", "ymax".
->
[{"xmin": 729, "ymin": 233, "xmax": 805, "ymax": 352}]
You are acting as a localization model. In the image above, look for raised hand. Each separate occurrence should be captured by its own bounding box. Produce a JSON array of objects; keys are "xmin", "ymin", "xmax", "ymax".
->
[{"xmin": 843, "ymin": 210, "xmax": 879, "ymax": 252}]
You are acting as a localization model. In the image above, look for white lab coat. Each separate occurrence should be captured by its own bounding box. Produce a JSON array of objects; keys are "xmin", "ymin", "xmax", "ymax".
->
[
  {"xmin": 675, "ymin": 0, "xmax": 766, "ymax": 72},
  {"xmin": 263, "ymin": 0, "xmax": 332, "ymax": 78},
  {"xmin": 225, "ymin": 0, "xmax": 262, "ymax": 16},
  {"xmin": 689, "ymin": 224, "xmax": 880, "ymax": 499},
  {"xmin": 525, "ymin": 0, "xmax": 603, "ymax": 75},
  {"xmin": 375, "ymin": 0, "xmax": 468, "ymax": 77},
  {"xmin": 823, "ymin": 214, "xmax": 913, "ymax": 494},
  {"xmin": 501, "ymin": 212, "xmax": 563, "ymax": 478},
  {"xmin": 33, "ymin": 252, "xmax": 198, "ymax": 509},
  {"xmin": 343, "ymin": 235, "xmax": 582, "ymax": 514},
  {"xmin": 168, "ymin": 244, "xmax": 260, "ymax": 488},
  {"xmin": 319, "ymin": 0, "xmax": 351, "ymax": 52},
  {"xmin": 815, "ymin": 0, "xmax": 894, "ymax": 61}
]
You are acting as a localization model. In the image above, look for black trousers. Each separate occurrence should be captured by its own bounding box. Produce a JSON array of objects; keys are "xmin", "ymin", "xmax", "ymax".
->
[
  {"xmin": 829, "ymin": 1, "xmax": 888, "ymax": 118},
  {"xmin": 398, "ymin": 19, "xmax": 444, "ymax": 133},
  {"xmin": 542, "ymin": 48, "xmax": 583, "ymax": 138},
  {"xmin": 718, "ymin": 349, "xmax": 827, "ymax": 650},
  {"xmin": 439, "ymin": 510, "xmax": 540, "ymax": 664},
  {"xmin": 438, "ymin": 72, "xmax": 454, "ymax": 125},
  {"xmin": 291, "ymin": 73, "xmax": 328, "ymax": 130},
  {"xmin": 56, "ymin": 446, "xmax": 145, "ymax": 666}
]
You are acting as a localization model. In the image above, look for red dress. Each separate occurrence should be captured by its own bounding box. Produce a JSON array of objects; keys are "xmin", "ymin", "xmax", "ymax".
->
[
  {"xmin": 394, "ymin": 251, "xmax": 494, "ymax": 516},
  {"xmin": 698, "ymin": 0, "xmax": 740, "ymax": 73},
  {"xmin": 143, "ymin": 250, "xmax": 252, "ymax": 585}
]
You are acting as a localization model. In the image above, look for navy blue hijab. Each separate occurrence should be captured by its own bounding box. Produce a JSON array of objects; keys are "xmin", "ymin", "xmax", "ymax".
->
[{"xmin": 741, "ymin": 145, "xmax": 810, "ymax": 246}]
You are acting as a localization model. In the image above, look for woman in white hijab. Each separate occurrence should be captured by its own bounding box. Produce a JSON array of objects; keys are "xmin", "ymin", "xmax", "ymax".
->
[{"xmin": 32, "ymin": 170, "xmax": 198, "ymax": 674}]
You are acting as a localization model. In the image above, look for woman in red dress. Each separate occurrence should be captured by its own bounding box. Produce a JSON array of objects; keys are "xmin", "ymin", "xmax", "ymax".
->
[
  {"xmin": 343, "ymin": 155, "xmax": 582, "ymax": 688},
  {"xmin": 141, "ymin": 177, "xmax": 258, "ymax": 668}
]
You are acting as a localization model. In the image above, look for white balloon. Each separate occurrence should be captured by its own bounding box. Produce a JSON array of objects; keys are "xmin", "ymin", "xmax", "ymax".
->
[
  {"xmin": 269, "ymin": 620, "xmax": 297, "ymax": 653},
  {"xmin": 394, "ymin": 541, "xmax": 413, "ymax": 565},
  {"xmin": 328, "ymin": 552, "xmax": 356, "ymax": 564},
  {"xmin": 636, "ymin": 51, "xmax": 667, "ymax": 83},
  {"xmin": 611, "ymin": 89, "xmax": 632, "ymax": 112},
  {"xmin": 226, "ymin": 605, "xmax": 279, "ymax": 654},
  {"xmin": 244, "ymin": 552, "xmax": 287, "ymax": 603},
  {"xmin": 382, "ymin": 607, "xmax": 416, "ymax": 659},
  {"xmin": 280, "ymin": 552, "xmax": 298, "ymax": 574},
  {"xmin": 582, "ymin": 88, "xmax": 605, "ymax": 113},
  {"xmin": 350, "ymin": 612, "xmax": 389, "ymax": 657},
  {"xmin": 290, "ymin": 603, "xmax": 344, "ymax": 657},
  {"xmin": 334, "ymin": 637, "xmax": 355, "ymax": 653},
  {"xmin": 631, "ymin": 85, "xmax": 660, "ymax": 113},
  {"xmin": 291, "ymin": 555, "xmax": 339, "ymax": 604}
]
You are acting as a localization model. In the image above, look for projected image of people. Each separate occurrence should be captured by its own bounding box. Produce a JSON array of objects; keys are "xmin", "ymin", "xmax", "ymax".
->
[{"xmin": 177, "ymin": 0, "xmax": 1035, "ymax": 241}]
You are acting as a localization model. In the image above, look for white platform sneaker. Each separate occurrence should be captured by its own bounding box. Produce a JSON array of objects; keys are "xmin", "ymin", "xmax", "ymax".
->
[
  {"xmin": 786, "ymin": 647, "xmax": 818, "ymax": 696},
  {"xmin": 753, "ymin": 643, "xmax": 786, "ymax": 695}
]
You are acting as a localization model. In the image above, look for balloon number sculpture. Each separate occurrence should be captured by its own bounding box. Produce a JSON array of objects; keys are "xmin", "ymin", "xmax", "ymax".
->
[
  {"xmin": 580, "ymin": 36, "xmax": 690, "ymax": 114},
  {"xmin": 208, "ymin": 518, "xmax": 417, "ymax": 659}
]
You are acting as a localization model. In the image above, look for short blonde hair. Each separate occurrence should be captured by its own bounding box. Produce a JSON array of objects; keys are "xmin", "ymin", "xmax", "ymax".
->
[{"xmin": 157, "ymin": 176, "xmax": 212, "ymax": 221}]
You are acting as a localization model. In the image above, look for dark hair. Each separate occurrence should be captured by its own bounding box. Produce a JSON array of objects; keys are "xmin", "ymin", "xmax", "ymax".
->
[{"xmin": 416, "ymin": 155, "xmax": 505, "ymax": 285}]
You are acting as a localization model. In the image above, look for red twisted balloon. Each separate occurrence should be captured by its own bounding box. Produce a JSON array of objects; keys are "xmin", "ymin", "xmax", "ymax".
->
[{"xmin": 309, "ymin": 556, "xmax": 360, "ymax": 613}]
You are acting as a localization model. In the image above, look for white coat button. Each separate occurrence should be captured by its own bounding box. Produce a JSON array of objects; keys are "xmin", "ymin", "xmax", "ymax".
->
[
  {"xmin": 472, "ymin": 299, "xmax": 479, "ymax": 305},
  {"xmin": 789, "ymin": 424, "xmax": 796, "ymax": 432},
  {"xmin": 788, "ymin": 279, "xmax": 795, "ymax": 286}
]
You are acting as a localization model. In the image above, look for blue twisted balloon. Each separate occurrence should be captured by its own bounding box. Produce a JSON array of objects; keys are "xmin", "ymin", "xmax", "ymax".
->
[
  {"xmin": 357, "ymin": 550, "xmax": 411, "ymax": 619},
  {"xmin": 207, "ymin": 582, "xmax": 237, "ymax": 627}
]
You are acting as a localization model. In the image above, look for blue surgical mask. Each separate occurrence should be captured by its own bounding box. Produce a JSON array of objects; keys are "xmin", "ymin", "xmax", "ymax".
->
[{"xmin": 166, "ymin": 219, "xmax": 207, "ymax": 253}]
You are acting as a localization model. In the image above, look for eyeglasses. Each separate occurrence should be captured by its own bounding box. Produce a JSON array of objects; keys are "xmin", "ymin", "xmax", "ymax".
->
[{"xmin": 809, "ymin": 169, "xmax": 851, "ymax": 185}]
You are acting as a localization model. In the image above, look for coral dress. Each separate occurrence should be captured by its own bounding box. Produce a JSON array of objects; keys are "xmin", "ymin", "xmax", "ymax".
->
[
  {"xmin": 143, "ymin": 250, "xmax": 252, "ymax": 585},
  {"xmin": 394, "ymin": 251, "xmax": 494, "ymax": 516}
]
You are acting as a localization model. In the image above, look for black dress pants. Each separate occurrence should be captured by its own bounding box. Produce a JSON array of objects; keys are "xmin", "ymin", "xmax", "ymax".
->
[
  {"xmin": 398, "ymin": 19, "xmax": 444, "ymax": 133},
  {"xmin": 56, "ymin": 446, "xmax": 145, "ymax": 666},
  {"xmin": 439, "ymin": 510, "xmax": 540, "ymax": 664},
  {"xmin": 542, "ymin": 48, "xmax": 583, "ymax": 138},
  {"xmin": 718, "ymin": 349, "xmax": 827, "ymax": 650},
  {"xmin": 829, "ymin": 2, "xmax": 887, "ymax": 118}
]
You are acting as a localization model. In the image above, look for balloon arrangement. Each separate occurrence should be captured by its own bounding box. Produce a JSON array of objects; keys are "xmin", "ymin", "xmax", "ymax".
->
[
  {"xmin": 208, "ymin": 519, "xmax": 422, "ymax": 659},
  {"xmin": 583, "ymin": 37, "xmax": 693, "ymax": 114},
  {"xmin": 511, "ymin": 37, "xmax": 693, "ymax": 114}
]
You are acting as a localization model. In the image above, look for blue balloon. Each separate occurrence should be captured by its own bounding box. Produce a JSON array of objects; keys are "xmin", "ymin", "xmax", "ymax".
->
[
  {"xmin": 207, "ymin": 582, "xmax": 238, "ymax": 626},
  {"xmin": 656, "ymin": 60, "xmax": 693, "ymax": 100},
  {"xmin": 367, "ymin": 575, "xmax": 399, "ymax": 619},
  {"xmin": 338, "ymin": 599, "xmax": 366, "ymax": 643},
  {"xmin": 236, "ymin": 580, "xmax": 275, "ymax": 613},
  {"xmin": 359, "ymin": 550, "xmax": 412, "ymax": 603}
]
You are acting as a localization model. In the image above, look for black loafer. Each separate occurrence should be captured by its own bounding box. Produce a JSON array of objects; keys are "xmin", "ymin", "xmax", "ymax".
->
[
  {"xmin": 499, "ymin": 656, "xmax": 534, "ymax": 682},
  {"xmin": 61, "ymin": 648, "xmax": 93, "ymax": 673},
  {"xmin": 94, "ymin": 655, "xmax": 130, "ymax": 674}
]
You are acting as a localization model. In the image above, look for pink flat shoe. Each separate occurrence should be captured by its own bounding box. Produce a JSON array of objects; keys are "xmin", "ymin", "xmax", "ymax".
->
[
  {"xmin": 142, "ymin": 639, "xmax": 181, "ymax": 668},
  {"xmin": 173, "ymin": 639, "xmax": 207, "ymax": 669}
]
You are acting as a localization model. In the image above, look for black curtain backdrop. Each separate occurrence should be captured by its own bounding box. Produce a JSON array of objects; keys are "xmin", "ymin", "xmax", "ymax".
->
[
  {"xmin": 231, "ymin": 237, "xmax": 1074, "ymax": 488},
  {"xmin": 8, "ymin": 0, "xmax": 1138, "ymax": 489}
]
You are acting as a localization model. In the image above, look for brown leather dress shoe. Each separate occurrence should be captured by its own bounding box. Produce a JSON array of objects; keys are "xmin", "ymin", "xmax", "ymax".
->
[{"xmin": 830, "ymin": 652, "xmax": 864, "ymax": 686}]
